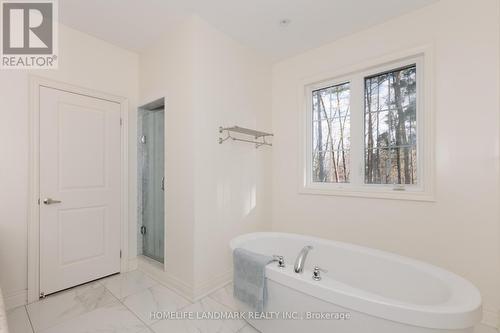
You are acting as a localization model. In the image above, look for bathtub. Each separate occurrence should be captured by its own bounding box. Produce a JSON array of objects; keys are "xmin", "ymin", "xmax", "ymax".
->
[{"xmin": 230, "ymin": 232, "xmax": 482, "ymax": 333}]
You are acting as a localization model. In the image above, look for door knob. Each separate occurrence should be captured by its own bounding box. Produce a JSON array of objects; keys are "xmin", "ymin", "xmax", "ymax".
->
[{"xmin": 43, "ymin": 198, "xmax": 62, "ymax": 205}]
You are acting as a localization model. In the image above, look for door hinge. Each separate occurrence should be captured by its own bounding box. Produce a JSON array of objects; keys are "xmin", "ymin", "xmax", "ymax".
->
[
  {"xmin": 140, "ymin": 225, "xmax": 146, "ymax": 235},
  {"xmin": 120, "ymin": 250, "xmax": 122, "ymax": 258},
  {"xmin": 37, "ymin": 198, "xmax": 40, "ymax": 205},
  {"xmin": 120, "ymin": 118, "xmax": 123, "ymax": 126}
]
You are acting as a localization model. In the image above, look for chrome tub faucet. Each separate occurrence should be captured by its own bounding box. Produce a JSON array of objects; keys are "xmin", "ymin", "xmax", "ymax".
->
[{"xmin": 294, "ymin": 245, "xmax": 313, "ymax": 273}]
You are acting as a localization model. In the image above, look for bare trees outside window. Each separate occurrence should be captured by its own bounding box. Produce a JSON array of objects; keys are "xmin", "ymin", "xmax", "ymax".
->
[
  {"xmin": 364, "ymin": 65, "xmax": 417, "ymax": 185},
  {"xmin": 312, "ymin": 82, "xmax": 350, "ymax": 183}
]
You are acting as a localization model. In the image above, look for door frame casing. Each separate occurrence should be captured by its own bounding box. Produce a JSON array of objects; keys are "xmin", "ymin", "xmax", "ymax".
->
[{"xmin": 28, "ymin": 76, "xmax": 129, "ymax": 303}]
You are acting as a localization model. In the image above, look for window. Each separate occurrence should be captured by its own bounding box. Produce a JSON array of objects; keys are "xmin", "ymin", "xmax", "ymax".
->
[
  {"xmin": 303, "ymin": 54, "xmax": 433, "ymax": 200},
  {"xmin": 312, "ymin": 82, "xmax": 350, "ymax": 183},
  {"xmin": 364, "ymin": 65, "xmax": 417, "ymax": 185}
]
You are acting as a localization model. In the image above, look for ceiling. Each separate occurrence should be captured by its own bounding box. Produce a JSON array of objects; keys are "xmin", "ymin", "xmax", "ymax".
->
[{"xmin": 59, "ymin": 0, "xmax": 438, "ymax": 62}]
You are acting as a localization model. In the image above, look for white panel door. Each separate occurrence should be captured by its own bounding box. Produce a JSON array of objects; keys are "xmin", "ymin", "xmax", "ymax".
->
[{"xmin": 39, "ymin": 86, "xmax": 122, "ymax": 296}]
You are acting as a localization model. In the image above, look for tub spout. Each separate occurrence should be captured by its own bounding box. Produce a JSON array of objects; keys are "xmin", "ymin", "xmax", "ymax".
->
[{"xmin": 294, "ymin": 245, "xmax": 313, "ymax": 273}]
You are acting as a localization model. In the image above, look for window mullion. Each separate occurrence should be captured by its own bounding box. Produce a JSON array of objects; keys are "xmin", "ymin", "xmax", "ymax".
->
[{"xmin": 349, "ymin": 76, "xmax": 364, "ymax": 187}]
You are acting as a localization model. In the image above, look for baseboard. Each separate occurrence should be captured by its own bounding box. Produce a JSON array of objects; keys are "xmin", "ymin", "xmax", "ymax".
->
[
  {"xmin": 162, "ymin": 272, "xmax": 196, "ymax": 301},
  {"xmin": 482, "ymin": 307, "xmax": 499, "ymax": 329},
  {"xmin": 136, "ymin": 255, "xmax": 194, "ymax": 301},
  {"xmin": 135, "ymin": 257, "xmax": 232, "ymax": 303},
  {"xmin": 192, "ymin": 270, "xmax": 232, "ymax": 301},
  {"xmin": 4, "ymin": 289, "xmax": 27, "ymax": 310}
]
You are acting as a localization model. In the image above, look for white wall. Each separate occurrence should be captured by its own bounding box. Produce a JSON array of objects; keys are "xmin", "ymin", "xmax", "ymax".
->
[
  {"xmin": 191, "ymin": 17, "xmax": 272, "ymax": 296},
  {"xmin": 138, "ymin": 15, "xmax": 272, "ymax": 299},
  {"xmin": 0, "ymin": 25, "xmax": 138, "ymax": 308},
  {"xmin": 139, "ymin": 18, "xmax": 197, "ymax": 290},
  {"xmin": 271, "ymin": 0, "xmax": 500, "ymax": 325}
]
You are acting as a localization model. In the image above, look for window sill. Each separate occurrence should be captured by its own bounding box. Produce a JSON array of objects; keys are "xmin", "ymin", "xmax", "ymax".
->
[{"xmin": 299, "ymin": 185, "xmax": 435, "ymax": 202}]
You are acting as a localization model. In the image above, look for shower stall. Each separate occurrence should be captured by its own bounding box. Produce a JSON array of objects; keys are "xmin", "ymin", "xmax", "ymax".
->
[{"xmin": 138, "ymin": 98, "xmax": 165, "ymax": 264}]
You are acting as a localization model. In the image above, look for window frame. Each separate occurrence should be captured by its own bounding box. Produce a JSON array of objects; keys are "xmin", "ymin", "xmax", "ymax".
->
[{"xmin": 300, "ymin": 49, "xmax": 434, "ymax": 201}]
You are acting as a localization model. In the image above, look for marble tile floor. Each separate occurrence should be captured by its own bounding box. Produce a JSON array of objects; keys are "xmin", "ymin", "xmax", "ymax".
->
[
  {"xmin": 5, "ymin": 270, "xmax": 498, "ymax": 333},
  {"xmin": 7, "ymin": 270, "xmax": 253, "ymax": 333}
]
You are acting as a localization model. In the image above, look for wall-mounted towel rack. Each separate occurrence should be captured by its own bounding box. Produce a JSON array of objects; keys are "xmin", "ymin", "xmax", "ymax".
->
[{"xmin": 218, "ymin": 126, "xmax": 273, "ymax": 148}]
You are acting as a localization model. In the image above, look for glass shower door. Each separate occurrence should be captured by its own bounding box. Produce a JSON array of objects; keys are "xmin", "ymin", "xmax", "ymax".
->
[{"xmin": 140, "ymin": 108, "xmax": 164, "ymax": 263}]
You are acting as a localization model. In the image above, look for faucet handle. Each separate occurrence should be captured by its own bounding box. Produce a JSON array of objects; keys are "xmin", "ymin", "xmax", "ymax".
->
[
  {"xmin": 312, "ymin": 266, "xmax": 328, "ymax": 281},
  {"xmin": 272, "ymin": 255, "xmax": 285, "ymax": 268}
]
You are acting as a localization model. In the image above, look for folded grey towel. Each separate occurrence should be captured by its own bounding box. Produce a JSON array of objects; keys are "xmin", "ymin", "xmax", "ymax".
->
[{"xmin": 233, "ymin": 248, "xmax": 274, "ymax": 313}]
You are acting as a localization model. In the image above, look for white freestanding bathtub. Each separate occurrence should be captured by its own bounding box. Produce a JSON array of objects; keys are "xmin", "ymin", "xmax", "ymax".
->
[{"xmin": 230, "ymin": 232, "xmax": 482, "ymax": 333}]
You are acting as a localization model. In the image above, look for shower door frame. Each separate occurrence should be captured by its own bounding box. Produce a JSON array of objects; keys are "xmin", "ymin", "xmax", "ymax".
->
[
  {"xmin": 137, "ymin": 103, "xmax": 165, "ymax": 264},
  {"xmin": 27, "ymin": 76, "xmax": 130, "ymax": 304}
]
